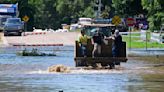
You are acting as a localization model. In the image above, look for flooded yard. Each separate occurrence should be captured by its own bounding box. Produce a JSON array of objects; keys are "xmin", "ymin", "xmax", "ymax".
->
[{"xmin": 0, "ymin": 46, "xmax": 164, "ymax": 92}]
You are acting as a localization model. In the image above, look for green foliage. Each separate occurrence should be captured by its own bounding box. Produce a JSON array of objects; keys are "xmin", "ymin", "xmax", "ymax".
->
[
  {"xmin": 142, "ymin": 0, "xmax": 164, "ymax": 31},
  {"xmin": 83, "ymin": 7, "xmax": 95, "ymax": 18},
  {"xmin": 1, "ymin": 0, "xmax": 162, "ymax": 31},
  {"xmin": 101, "ymin": 6, "xmax": 111, "ymax": 18},
  {"xmin": 56, "ymin": 0, "xmax": 94, "ymax": 24},
  {"xmin": 0, "ymin": 0, "xmax": 96, "ymax": 30},
  {"xmin": 28, "ymin": 0, "xmax": 45, "ymax": 29},
  {"xmin": 112, "ymin": 0, "xmax": 145, "ymax": 17},
  {"xmin": 0, "ymin": 0, "xmax": 11, "ymax": 3},
  {"xmin": 112, "ymin": 0, "xmax": 146, "ymax": 17},
  {"xmin": 29, "ymin": 0, "xmax": 95, "ymax": 29},
  {"xmin": 17, "ymin": 0, "xmax": 34, "ymax": 31},
  {"xmin": 148, "ymin": 12, "xmax": 164, "ymax": 31},
  {"xmin": 29, "ymin": 0, "xmax": 59, "ymax": 29},
  {"xmin": 112, "ymin": 0, "xmax": 125, "ymax": 16}
]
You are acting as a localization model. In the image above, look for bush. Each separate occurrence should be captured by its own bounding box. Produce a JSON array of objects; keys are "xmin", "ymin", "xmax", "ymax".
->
[{"xmin": 148, "ymin": 12, "xmax": 164, "ymax": 32}]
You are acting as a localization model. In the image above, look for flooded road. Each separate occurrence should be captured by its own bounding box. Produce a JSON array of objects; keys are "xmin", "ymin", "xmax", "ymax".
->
[{"xmin": 0, "ymin": 46, "xmax": 164, "ymax": 92}]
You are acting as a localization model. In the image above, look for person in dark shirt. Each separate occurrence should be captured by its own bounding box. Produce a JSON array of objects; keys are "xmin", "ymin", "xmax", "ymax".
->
[
  {"xmin": 110, "ymin": 29, "xmax": 122, "ymax": 57},
  {"xmin": 92, "ymin": 28, "xmax": 104, "ymax": 57}
]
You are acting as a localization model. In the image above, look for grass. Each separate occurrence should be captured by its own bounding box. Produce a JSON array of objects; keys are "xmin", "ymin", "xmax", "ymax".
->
[{"xmin": 122, "ymin": 32, "xmax": 164, "ymax": 48}]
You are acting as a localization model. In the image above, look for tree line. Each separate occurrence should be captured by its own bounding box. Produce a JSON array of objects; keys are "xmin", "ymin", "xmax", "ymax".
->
[{"xmin": 0, "ymin": 0, "xmax": 163, "ymax": 31}]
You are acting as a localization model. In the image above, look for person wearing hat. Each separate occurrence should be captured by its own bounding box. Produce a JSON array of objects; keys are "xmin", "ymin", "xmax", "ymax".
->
[
  {"xmin": 110, "ymin": 29, "xmax": 122, "ymax": 57},
  {"xmin": 78, "ymin": 29, "xmax": 88, "ymax": 57},
  {"xmin": 92, "ymin": 28, "xmax": 105, "ymax": 57}
]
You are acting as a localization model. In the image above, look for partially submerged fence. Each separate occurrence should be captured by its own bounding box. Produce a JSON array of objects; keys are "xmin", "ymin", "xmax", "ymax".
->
[{"xmin": 151, "ymin": 33, "xmax": 164, "ymax": 43}]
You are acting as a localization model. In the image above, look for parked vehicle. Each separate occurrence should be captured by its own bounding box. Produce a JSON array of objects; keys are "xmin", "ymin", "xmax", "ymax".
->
[
  {"xmin": 0, "ymin": 16, "xmax": 12, "ymax": 31},
  {"xmin": 70, "ymin": 24, "xmax": 79, "ymax": 31},
  {"xmin": 3, "ymin": 18, "xmax": 24, "ymax": 36},
  {"xmin": 78, "ymin": 18, "xmax": 92, "ymax": 25},
  {"xmin": 0, "ymin": 4, "xmax": 18, "ymax": 31}
]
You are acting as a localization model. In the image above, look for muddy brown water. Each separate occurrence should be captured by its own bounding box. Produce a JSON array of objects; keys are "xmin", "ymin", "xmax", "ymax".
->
[{"xmin": 0, "ymin": 46, "xmax": 164, "ymax": 92}]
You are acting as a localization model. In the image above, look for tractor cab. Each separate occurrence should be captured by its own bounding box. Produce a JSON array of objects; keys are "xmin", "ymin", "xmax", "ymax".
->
[
  {"xmin": 81, "ymin": 24, "xmax": 115, "ymax": 37},
  {"xmin": 74, "ymin": 24, "xmax": 127, "ymax": 69}
]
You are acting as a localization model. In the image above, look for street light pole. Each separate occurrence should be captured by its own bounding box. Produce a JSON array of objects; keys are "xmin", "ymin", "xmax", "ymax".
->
[
  {"xmin": 98, "ymin": 0, "xmax": 102, "ymax": 18},
  {"xmin": 95, "ymin": 0, "xmax": 102, "ymax": 18}
]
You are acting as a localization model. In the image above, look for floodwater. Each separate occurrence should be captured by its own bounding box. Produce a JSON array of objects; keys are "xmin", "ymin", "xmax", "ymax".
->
[{"xmin": 0, "ymin": 46, "xmax": 164, "ymax": 92}]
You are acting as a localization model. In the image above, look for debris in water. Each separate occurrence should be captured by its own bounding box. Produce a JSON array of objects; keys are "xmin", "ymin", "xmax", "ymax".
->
[
  {"xmin": 17, "ymin": 48, "xmax": 56, "ymax": 56},
  {"xmin": 48, "ymin": 64, "xmax": 70, "ymax": 73}
]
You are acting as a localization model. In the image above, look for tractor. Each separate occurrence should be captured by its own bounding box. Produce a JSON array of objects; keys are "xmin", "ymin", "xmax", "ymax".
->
[{"xmin": 74, "ymin": 24, "xmax": 127, "ymax": 69}]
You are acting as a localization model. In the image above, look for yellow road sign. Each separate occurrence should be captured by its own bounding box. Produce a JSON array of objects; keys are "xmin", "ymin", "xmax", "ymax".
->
[
  {"xmin": 112, "ymin": 16, "xmax": 121, "ymax": 26},
  {"xmin": 22, "ymin": 15, "xmax": 29, "ymax": 22}
]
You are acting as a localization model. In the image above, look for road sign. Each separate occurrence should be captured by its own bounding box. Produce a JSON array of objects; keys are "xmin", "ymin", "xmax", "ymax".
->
[
  {"xmin": 112, "ymin": 16, "xmax": 121, "ymax": 26},
  {"xmin": 126, "ymin": 18, "xmax": 135, "ymax": 27},
  {"xmin": 22, "ymin": 15, "xmax": 29, "ymax": 22}
]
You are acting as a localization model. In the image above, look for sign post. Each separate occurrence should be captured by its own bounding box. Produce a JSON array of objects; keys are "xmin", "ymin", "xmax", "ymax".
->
[
  {"xmin": 126, "ymin": 18, "xmax": 135, "ymax": 50},
  {"xmin": 22, "ymin": 15, "xmax": 29, "ymax": 36}
]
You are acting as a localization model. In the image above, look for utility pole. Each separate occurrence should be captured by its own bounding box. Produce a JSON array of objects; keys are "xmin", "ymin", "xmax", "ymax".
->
[
  {"xmin": 98, "ymin": 0, "xmax": 102, "ymax": 18},
  {"xmin": 95, "ymin": 0, "xmax": 102, "ymax": 18}
]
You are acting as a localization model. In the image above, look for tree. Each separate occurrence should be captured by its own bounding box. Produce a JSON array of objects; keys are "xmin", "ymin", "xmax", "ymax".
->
[
  {"xmin": 28, "ymin": 0, "xmax": 44, "ymax": 29},
  {"xmin": 142, "ymin": 0, "xmax": 164, "ymax": 31},
  {"xmin": 0, "ymin": 0, "xmax": 11, "ymax": 3},
  {"xmin": 101, "ymin": 6, "xmax": 110, "ymax": 18},
  {"xmin": 1, "ymin": 0, "xmax": 114, "ymax": 30},
  {"xmin": 102, "ymin": 0, "xmax": 113, "ymax": 18},
  {"xmin": 17, "ymin": 0, "xmax": 35, "ymax": 31},
  {"xmin": 56, "ymin": 0, "xmax": 94, "ymax": 24},
  {"xmin": 112, "ymin": 0, "xmax": 144, "ymax": 17}
]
